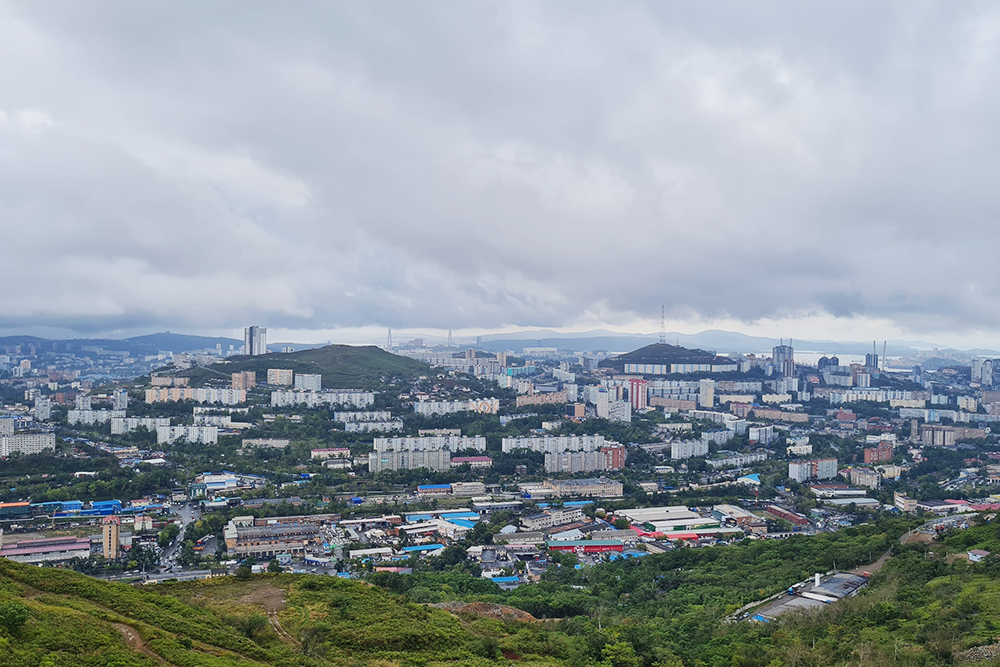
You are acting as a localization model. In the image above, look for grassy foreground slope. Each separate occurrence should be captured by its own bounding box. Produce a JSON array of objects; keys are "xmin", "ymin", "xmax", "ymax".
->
[
  {"xmin": 180, "ymin": 344, "xmax": 431, "ymax": 389},
  {"xmin": 0, "ymin": 559, "xmax": 558, "ymax": 667},
  {"xmin": 7, "ymin": 520, "xmax": 1000, "ymax": 666}
]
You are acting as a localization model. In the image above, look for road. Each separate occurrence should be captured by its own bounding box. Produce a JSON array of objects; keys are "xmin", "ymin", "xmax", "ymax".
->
[
  {"xmin": 159, "ymin": 502, "xmax": 201, "ymax": 566},
  {"xmin": 849, "ymin": 550, "xmax": 891, "ymax": 576}
]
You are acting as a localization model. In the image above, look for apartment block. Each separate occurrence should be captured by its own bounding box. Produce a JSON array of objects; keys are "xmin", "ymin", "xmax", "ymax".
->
[{"xmin": 266, "ymin": 368, "xmax": 294, "ymax": 386}]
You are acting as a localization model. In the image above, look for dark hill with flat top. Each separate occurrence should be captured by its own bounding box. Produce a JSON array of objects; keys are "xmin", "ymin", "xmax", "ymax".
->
[
  {"xmin": 599, "ymin": 342, "xmax": 727, "ymax": 372},
  {"xmin": 178, "ymin": 344, "xmax": 430, "ymax": 389}
]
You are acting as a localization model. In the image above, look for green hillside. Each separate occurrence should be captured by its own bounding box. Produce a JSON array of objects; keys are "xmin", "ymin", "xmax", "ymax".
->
[
  {"xmin": 5, "ymin": 521, "xmax": 1000, "ymax": 666},
  {"xmin": 0, "ymin": 559, "xmax": 552, "ymax": 667},
  {"xmin": 179, "ymin": 345, "xmax": 431, "ymax": 389}
]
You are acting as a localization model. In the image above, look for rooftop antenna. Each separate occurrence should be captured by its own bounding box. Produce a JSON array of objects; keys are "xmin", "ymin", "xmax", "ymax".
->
[{"xmin": 659, "ymin": 305, "xmax": 666, "ymax": 345}]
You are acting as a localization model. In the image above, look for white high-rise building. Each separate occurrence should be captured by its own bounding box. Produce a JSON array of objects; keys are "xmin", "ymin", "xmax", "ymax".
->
[
  {"xmin": 670, "ymin": 439, "xmax": 709, "ymax": 460},
  {"xmin": 294, "ymin": 373, "xmax": 322, "ymax": 391},
  {"xmin": 34, "ymin": 396, "xmax": 51, "ymax": 421},
  {"xmin": 244, "ymin": 326, "xmax": 267, "ymax": 356},
  {"xmin": 698, "ymin": 379, "xmax": 715, "ymax": 408},
  {"xmin": 112, "ymin": 389, "xmax": 129, "ymax": 411}
]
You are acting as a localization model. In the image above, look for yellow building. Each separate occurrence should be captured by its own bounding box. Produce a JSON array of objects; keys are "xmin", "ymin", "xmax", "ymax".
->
[{"xmin": 102, "ymin": 517, "xmax": 120, "ymax": 559}]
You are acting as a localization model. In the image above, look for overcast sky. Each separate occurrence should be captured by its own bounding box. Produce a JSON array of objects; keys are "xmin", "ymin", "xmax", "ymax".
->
[{"xmin": 3, "ymin": 2, "xmax": 1000, "ymax": 347}]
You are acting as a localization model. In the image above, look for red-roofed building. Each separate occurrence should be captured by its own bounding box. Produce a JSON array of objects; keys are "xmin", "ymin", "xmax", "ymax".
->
[{"xmin": 0, "ymin": 536, "xmax": 91, "ymax": 564}]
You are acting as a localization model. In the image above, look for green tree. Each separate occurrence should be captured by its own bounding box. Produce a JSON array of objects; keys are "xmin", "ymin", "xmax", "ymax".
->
[
  {"xmin": 602, "ymin": 641, "xmax": 641, "ymax": 667},
  {"xmin": 0, "ymin": 601, "xmax": 29, "ymax": 634}
]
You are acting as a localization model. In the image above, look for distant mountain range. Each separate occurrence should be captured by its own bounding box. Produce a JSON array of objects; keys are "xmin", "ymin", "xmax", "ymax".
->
[
  {"xmin": 476, "ymin": 329, "xmax": 1000, "ymax": 357},
  {"xmin": 0, "ymin": 332, "xmax": 322, "ymax": 357},
  {"xmin": 3, "ymin": 329, "xmax": 998, "ymax": 359}
]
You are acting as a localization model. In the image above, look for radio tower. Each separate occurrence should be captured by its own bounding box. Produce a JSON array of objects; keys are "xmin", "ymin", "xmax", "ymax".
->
[{"xmin": 659, "ymin": 305, "xmax": 666, "ymax": 345}]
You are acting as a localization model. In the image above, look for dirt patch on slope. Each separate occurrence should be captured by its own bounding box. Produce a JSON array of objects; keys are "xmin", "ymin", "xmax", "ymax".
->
[
  {"xmin": 432, "ymin": 601, "xmax": 538, "ymax": 622},
  {"xmin": 239, "ymin": 584, "xmax": 286, "ymax": 613},
  {"xmin": 112, "ymin": 623, "xmax": 170, "ymax": 666}
]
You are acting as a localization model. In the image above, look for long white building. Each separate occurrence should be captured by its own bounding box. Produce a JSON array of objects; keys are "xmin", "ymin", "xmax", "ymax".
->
[
  {"xmin": 145, "ymin": 387, "xmax": 247, "ymax": 405},
  {"xmin": 67, "ymin": 409, "xmax": 126, "ymax": 425},
  {"xmin": 368, "ymin": 450, "xmax": 451, "ymax": 473},
  {"xmin": 372, "ymin": 435, "xmax": 486, "ymax": 453},
  {"xmin": 334, "ymin": 411, "xmax": 393, "ymax": 423},
  {"xmin": 1, "ymin": 432, "xmax": 56, "ymax": 456},
  {"xmin": 270, "ymin": 390, "xmax": 374, "ymax": 408},
  {"xmin": 156, "ymin": 426, "xmax": 218, "ymax": 445},
  {"xmin": 111, "ymin": 417, "xmax": 171, "ymax": 435},
  {"xmin": 501, "ymin": 435, "xmax": 608, "ymax": 454},
  {"xmin": 412, "ymin": 398, "xmax": 500, "ymax": 416},
  {"xmin": 345, "ymin": 421, "xmax": 404, "ymax": 433}
]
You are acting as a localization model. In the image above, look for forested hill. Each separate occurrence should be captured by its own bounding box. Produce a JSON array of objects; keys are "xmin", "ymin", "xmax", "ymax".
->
[{"xmin": 179, "ymin": 344, "xmax": 430, "ymax": 389}]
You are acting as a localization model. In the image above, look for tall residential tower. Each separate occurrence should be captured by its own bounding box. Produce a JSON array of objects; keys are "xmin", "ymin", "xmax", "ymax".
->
[{"xmin": 244, "ymin": 326, "xmax": 267, "ymax": 356}]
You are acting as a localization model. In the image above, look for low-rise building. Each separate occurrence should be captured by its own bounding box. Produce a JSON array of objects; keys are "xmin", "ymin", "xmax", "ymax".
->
[
  {"xmin": 451, "ymin": 456, "xmax": 493, "ymax": 469},
  {"xmin": 241, "ymin": 438, "xmax": 290, "ymax": 450},
  {"xmin": 450, "ymin": 481, "xmax": 487, "ymax": 496},
  {"xmin": 416, "ymin": 484, "xmax": 452, "ymax": 496},
  {"xmin": 0, "ymin": 536, "xmax": 92, "ymax": 564},
  {"xmin": 894, "ymin": 491, "xmax": 918, "ymax": 513},
  {"xmin": 311, "ymin": 448, "xmax": 351, "ymax": 460},
  {"xmin": 707, "ymin": 450, "xmax": 768, "ymax": 469},
  {"xmin": 542, "ymin": 478, "xmax": 623, "ymax": 498},
  {"xmin": 521, "ymin": 507, "xmax": 585, "ymax": 531},
  {"xmin": 224, "ymin": 521, "xmax": 321, "ymax": 558}
]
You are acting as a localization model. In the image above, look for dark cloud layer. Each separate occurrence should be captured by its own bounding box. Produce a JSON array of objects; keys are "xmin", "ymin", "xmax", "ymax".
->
[{"xmin": 2, "ymin": 2, "xmax": 1000, "ymax": 336}]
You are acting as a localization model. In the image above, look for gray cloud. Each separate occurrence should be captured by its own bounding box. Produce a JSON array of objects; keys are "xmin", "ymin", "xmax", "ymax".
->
[{"xmin": 2, "ymin": 1, "xmax": 1000, "ymax": 337}]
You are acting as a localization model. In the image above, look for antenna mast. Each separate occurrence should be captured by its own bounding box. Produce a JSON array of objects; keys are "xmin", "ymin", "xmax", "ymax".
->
[{"xmin": 659, "ymin": 305, "xmax": 666, "ymax": 345}]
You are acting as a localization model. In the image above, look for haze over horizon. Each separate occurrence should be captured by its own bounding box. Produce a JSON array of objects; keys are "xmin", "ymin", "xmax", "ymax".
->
[{"xmin": 4, "ymin": 3, "xmax": 1000, "ymax": 348}]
